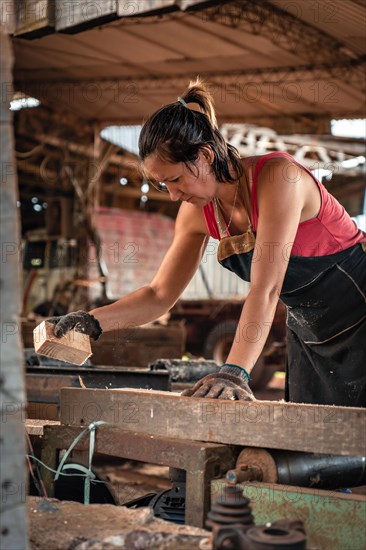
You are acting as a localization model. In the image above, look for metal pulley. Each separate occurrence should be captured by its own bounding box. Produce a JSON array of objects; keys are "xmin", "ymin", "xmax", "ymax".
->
[
  {"xmin": 206, "ymin": 485, "xmax": 255, "ymax": 532},
  {"xmin": 208, "ymin": 486, "xmax": 307, "ymax": 550}
]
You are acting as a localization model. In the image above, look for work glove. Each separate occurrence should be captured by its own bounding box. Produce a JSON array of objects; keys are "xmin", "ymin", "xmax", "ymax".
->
[
  {"xmin": 181, "ymin": 364, "xmax": 255, "ymax": 401},
  {"xmin": 47, "ymin": 310, "xmax": 103, "ymax": 341}
]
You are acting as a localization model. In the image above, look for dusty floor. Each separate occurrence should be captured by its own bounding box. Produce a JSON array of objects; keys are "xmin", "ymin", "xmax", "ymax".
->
[{"xmin": 28, "ymin": 497, "xmax": 211, "ymax": 550}]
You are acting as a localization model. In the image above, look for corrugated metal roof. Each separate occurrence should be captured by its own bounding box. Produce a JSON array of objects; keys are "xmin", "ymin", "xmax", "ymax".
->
[{"xmin": 12, "ymin": 0, "xmax": 366, "ymax": 125}]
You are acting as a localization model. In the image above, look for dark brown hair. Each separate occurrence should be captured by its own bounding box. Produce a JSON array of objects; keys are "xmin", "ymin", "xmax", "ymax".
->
[{"xmin": 138, "ymin": 78, "xmax": 242, "ymax": 183}]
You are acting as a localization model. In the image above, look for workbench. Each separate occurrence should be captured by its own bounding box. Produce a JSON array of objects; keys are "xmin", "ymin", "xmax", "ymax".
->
[{"xmin": 37, "ymin": 388, "xmax": 366, "ymax": 549}]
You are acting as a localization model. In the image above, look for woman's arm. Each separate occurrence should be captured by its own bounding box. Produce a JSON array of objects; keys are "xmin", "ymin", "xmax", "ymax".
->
[
  {"xmin": 225, "ymin": 157, "xmax": 306, "ymax": 373},
  {"xmin": 182, "ymin": 157, "xmax": 309, "ymax": 401},
  {"xmin": 89, "ymin": 202, "xmax": 209, "ymax": 332}
]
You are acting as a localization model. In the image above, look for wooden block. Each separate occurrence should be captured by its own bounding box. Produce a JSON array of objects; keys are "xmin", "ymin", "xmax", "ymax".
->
[
  {"xmin": 33, "ymin": 321, "xmax": 92, "ymax": 366},
  {"xmin": 60, "ymin": 388, "xmax": 366, "ymax": 457}
]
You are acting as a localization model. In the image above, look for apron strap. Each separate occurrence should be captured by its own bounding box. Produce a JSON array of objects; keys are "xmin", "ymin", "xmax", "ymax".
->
[
  {"xmin": 213, "ymin": 168, "xmax": 254, "ymax": 240},
  {"xmin": 212, "ymin": 196, "xmax": 229, "ymax": 239}
]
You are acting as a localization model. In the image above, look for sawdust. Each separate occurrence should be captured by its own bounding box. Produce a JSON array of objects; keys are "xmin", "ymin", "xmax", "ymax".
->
[{"xmin": 28, "ymin": 496, "xmax": 211, "ymax": 550}]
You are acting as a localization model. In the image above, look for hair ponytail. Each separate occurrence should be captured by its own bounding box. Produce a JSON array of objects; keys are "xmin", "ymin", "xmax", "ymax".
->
[
  {"xmin": 139, "ymin": 77, "xmax": 242, "ymax": 183},
  {"xmin": 179, "ymin": 78, "xmax": 218, "ymax": 129}
]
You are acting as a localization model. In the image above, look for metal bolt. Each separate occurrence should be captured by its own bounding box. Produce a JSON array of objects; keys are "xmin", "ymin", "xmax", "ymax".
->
[{"xmin": 226, "ymin": 465, "xmax": 262, "ymax": 484}]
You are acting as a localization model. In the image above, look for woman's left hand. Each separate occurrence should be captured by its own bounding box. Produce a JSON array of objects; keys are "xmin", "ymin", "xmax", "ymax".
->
[{"xmin": 181, "ymin": 371, "xmax": 255, "ymax": 400}]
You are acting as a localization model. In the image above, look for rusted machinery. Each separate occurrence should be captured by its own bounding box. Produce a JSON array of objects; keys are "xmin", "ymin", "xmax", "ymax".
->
[
  {"xmin": 124, "ymin": 447, "xmax": 366, "ymax": 531},
  {"xmin": 25, "ymin": 349, "xmax": 170, "ymax": 420},
  {"xmin": 26, "ymin": 387, "xmax": 366, "ymax": 550},
  {"xmin": 207, "ymin": 485, "xmax": 307, "ymax": 550},
  {"xmin": 206, "ymin": 448, "xmax": 366, "ymax": 549},
  {"xmin": 226, "ymin": 447, "xmax": 366, "ymax": 489}
]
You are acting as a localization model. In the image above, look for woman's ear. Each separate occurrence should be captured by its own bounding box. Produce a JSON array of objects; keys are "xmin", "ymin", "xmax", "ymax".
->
[{"xmin": 200, "ymin": 145, "xmax": 214, "ymax": 165}]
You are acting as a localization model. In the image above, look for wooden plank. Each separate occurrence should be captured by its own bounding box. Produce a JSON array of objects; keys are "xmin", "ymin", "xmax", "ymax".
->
[
  {"xmin": 117, "ymin": 0, "xmax": 205, "ymax": 17},
  {"xmin": 33, "ymin": 321, "xmax": 92, "ymax": 366},
  {"xmin": 14, "ymin": 0, "xmax": 55, "ymax": 38},
  {"xmin": 27, "ymin": 402, "xmax": 59, "ymax": 421},
  {"xmin": 55, "ymin": 0, "xmax": 118, "ymax": 32},
  {"xmin": 25, "ymin": 419, "xmax": 60, "ymax": 436},
  {"xmin": 117, "ymin": 0, "xmax": 176, "ymax": 17},
  {"xmin": 60, "ymin": 388, "xmax": 366, "ymax": 457}
]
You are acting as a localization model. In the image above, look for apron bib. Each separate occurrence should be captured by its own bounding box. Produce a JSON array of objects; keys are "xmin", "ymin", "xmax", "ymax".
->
[{"xmin": 217, "ymin": 226, "xmax": 366, "ymax": 406}]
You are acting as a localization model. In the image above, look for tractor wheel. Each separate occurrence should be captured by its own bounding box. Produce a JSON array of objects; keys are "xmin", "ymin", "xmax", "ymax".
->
[{"xmin": 203, "ymin": 320, "xmax": 276, "ymax": 391}]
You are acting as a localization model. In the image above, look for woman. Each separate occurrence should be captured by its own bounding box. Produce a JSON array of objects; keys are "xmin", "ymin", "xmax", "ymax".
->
[{"xmin": 50, "ymin": 80, "xmax": 366, "ymax": 407}]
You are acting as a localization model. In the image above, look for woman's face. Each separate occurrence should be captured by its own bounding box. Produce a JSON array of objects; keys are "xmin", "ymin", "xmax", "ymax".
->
[{"xmin": 143, "ymin": 149, "xmax": 218, "ymax": 207}]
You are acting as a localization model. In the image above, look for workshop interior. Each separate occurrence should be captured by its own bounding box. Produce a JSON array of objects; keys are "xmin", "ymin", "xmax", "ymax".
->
[{"xmin": 1, "ymin": 2, "xmax": 366, "ymax": 550}]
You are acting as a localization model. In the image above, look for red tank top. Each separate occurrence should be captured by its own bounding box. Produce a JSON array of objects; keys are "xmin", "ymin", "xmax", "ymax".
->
[{"xmin": 203, "ymin": 152, "xmax": 365, "ymax": 257}]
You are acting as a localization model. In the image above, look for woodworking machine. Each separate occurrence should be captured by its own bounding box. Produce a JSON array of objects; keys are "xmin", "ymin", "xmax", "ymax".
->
[
  {"xmin": 31, "ymin": 387, "xmax": 366, "ymax": 550},
  {"xmin": 25, "ymin": 349, "xmax": 170, "ymax": 416}
]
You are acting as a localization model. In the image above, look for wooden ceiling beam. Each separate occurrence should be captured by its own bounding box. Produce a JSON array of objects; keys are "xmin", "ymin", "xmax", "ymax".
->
[
  {"xmin": 16, "ymin": 131, "xmax": 138, "ymax": 169},
  {"xmin": 18, "ymin": 57, "xmax": 365, "ymax": 91}
]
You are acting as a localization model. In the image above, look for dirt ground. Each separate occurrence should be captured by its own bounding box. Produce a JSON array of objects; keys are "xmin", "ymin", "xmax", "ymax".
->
[{"xmin": 28, "ymin": 496, "xmax": 211, "ymax": 550}]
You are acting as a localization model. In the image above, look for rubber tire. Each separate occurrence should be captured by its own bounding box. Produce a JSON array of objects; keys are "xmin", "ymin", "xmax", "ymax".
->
[
  {"xmin": 203, "ymin": 320, "xmax": 274, "ymax": 391},
  {"xmin": 203, "ymin": 320, "xmax": 238, "ymax": 365}
]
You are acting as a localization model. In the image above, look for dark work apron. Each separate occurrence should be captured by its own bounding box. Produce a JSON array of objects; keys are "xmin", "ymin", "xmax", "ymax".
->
[{"xmin": 216, "ymin": 227, "xmax": 366, "ymax": 407}]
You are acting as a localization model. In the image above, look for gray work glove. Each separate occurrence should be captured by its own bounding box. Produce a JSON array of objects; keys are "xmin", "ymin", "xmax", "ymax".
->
[
  {"xmin": 47, "ymin": 310, "xmax": 103, "ymax": 341},
  {"xmin": 181, "ymin": 365, "xmax": 255, "ymax": 401}
]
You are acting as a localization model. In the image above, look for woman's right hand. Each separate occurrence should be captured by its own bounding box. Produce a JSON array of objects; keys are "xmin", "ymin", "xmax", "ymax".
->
[{"xmin": 47, "ymin": 311, "xmax": 103, "ymax": 340}]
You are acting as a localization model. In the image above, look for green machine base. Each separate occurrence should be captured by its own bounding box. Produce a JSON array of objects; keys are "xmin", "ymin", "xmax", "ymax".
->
[{"xmin": 211, "ymin": 480, "xmax": 366, "ymax": 550}]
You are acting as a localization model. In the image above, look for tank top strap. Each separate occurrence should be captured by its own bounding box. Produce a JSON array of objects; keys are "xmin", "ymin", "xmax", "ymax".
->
[
  {"xmin": 202, "ymin": 201, "xmax": 221, "ymax": 240},
  {"xmin": 251, "ymin": 152, "xmax": 324, "ymax": 230}
]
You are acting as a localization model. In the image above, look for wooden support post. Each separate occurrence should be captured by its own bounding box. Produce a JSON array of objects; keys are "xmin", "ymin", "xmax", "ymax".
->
[
  {"xmin": 0, "ymin": 21, "xmax": 29, "ymax": 550},
  {"xmin": 40, "ymin": 436, "xmax": 59, "ymax": 497},
  {"xmin": 185, "ymin": 444, "xmax": 233, "ymax": 527},
  {"xmin": 69, "ymin": 449, "xmax": 89, "ymax": 467},
  {"xmin": 60, "ymin": 388, "xmax": 366, "ymax": 457}
]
